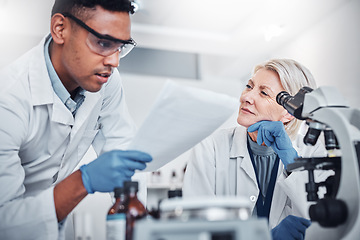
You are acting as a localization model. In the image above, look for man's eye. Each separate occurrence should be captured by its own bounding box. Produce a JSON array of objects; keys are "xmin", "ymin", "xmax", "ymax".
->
[
  {"xmin": 246, "ymin": 84, "xmax": 252, "ymax": 89},
  {"xmin": 97, "ymin": 40, "xmax": 113, "ymax": 49},
  {"xmin": 261, "ymin": 91, "xmax": 268, "ymax": 96}
]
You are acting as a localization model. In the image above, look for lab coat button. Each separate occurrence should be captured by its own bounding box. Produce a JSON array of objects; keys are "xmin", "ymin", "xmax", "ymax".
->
[{"xmin": 250, "ymin": 195, "xmax": 257, "ymax": 202}]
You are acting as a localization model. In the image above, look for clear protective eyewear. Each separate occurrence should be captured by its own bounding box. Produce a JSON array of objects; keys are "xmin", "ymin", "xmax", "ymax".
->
[{"xmin": 63, "ymin": 13, "xmax": 137, "ymax": 59}]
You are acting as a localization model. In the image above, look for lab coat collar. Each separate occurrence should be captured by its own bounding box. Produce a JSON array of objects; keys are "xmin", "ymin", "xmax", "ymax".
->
[
  {"xmin": 29, "ymin": 35, "xmax": 54, "ymax": 107},
  {"xmin": 229, "ymin": 126, "xmax": 248, "ymax": 158},
  {"xmin": 229, "ymin": 126, "xmax": 285, "ymax": 179},
  {"xmin": 71, "ymin": 90, "xmax": 101, "ymax": 134},
  {"xmin": 28, "ymin": 35, "xmax": 74, "ymax": 125},
  {"xmin": 230, "ymin": 126, "xmax": 258, "ymax": 188}
]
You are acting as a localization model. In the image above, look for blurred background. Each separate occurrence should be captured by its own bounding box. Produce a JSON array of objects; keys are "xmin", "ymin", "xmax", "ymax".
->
[{"xmin": 1, "ymin": 0, "xmax": 359, "ymax": 239}]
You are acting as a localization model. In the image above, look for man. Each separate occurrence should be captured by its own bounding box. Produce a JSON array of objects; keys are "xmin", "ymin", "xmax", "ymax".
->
[{"xmin": 0, "ymin": 0, "xmax": 152, "ymax": 239}]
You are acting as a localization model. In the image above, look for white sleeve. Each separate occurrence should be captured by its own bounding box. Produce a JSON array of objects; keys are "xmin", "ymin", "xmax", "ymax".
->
[
  {"xmin": 183, "ymin": 136, "xmax": 217, "ymax": 198},
  {"xmin": 0, "ymin": 187, "xmax": 59, "ymax": 239},
  {"xmin": 0, "ymin": 86, "xmax": 60, "ymax": 239}
]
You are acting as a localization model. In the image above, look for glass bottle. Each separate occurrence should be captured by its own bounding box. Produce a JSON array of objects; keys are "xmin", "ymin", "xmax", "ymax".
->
[
  {"xmin": 106, "ymin": 187, "xmax": 127, "ymax": 240},
  {"xmin": 169, "ymin": 170, "xmax": 178, "ymax": 190},
  {"xmin": 124, "ymin": 181, "xmax": 147, "ymax": 240}
]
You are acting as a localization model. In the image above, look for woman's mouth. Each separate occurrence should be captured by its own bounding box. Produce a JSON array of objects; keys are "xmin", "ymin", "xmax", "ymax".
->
[{"xmin": 241, "ymin": 107, "xmax": 254, "ymax": 115}]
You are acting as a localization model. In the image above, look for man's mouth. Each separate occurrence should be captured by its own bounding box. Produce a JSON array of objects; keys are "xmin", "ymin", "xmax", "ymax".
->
[{"xmin": 95, "ymin": 72, "xmax": 111, "ymax": 78}]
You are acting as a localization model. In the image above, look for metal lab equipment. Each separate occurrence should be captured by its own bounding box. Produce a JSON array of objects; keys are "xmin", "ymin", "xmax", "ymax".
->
[
  {"xmin": 276, "ymin": 86, "xmax": 360, "ymax": 239},
  {"xmin": 133, "ymin": 196, "xmax": 271, "ymax": 240}
]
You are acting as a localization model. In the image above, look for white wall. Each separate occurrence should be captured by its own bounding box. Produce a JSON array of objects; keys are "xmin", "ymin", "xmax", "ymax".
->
[{"xmin": 271, "ymin": 0, "xmax": 360, "ymax": 108}]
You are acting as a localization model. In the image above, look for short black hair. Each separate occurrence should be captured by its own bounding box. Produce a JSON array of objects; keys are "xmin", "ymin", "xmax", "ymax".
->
[{"xmin": 51, "ymin": 0, "xmax": 135, "ymax": 17}]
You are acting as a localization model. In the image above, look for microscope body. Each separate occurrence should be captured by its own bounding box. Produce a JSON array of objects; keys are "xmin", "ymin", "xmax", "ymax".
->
[{"xmin": 278, "ymin": 86, "xmax": 360, "ymax": 239}]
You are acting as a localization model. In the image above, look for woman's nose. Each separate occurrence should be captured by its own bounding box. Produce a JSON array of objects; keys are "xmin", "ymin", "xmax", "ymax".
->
[{"xmin": 241, "ymin": 90, "xmax": 255, "ymax": 104}]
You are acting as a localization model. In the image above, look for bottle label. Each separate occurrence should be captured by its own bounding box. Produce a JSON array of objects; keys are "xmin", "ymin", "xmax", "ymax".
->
[{"xmin": 106, "ymin": 213, "xmax": 126, "ymax": 240}]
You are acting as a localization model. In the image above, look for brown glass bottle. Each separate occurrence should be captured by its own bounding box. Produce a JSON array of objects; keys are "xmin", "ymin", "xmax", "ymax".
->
[
  {"xmin": 124, "ymin": 181, "xmax": 147, "ymax": 240},
  {"xmin": 106, "ymin": 187, "xmax": 127, "ymax": 240}
]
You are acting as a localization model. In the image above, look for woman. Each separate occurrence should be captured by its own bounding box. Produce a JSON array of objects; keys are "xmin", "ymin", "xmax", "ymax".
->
[{"xmin": 183, "ymin": 59, "xmax": 330, "ymax": 239}]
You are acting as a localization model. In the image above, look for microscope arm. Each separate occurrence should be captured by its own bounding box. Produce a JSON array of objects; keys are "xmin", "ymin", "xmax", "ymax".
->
[{"xmin": 278, "ymin": 86, "xmax": 360, "ymax": 239}]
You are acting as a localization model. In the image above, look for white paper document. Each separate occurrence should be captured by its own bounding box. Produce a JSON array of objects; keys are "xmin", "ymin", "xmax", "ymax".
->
[{"xmin": 128, "ymin": 81, "xmax": 239, "ymax": 172}]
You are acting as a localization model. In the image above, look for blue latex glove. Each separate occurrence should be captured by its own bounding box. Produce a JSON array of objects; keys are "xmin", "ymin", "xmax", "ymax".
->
[
  {"xmin": 271, "ymin": 215, "xmax": 312, "ymax": 240},
  {"xmin": 80, "ymin": 150, "xmax": 152, "ymax": 194},
  {"xmin": 248, "ymin": 121, "xmax": 298, "ymax": 168}
]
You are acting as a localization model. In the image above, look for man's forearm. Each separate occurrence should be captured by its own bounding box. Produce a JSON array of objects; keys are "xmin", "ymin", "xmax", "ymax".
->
[{"xmin": 54, "ymin": 170, "xmax": 88, "ymax": 222}]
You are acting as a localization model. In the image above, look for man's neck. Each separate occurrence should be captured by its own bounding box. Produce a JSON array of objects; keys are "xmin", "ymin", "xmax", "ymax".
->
[{"xmin": 49, "ymin": 41, "xmax": 78, "ymax": 96}]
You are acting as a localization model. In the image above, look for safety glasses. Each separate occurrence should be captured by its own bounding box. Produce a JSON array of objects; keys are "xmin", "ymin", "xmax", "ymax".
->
[{"xmin": 62, "ymin": 13, "xmax": 137, "ymax": 59}]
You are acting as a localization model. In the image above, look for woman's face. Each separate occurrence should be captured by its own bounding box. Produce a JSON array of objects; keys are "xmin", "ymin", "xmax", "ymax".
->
[{"xmin": 237, "ymin": 68, "xmax": 290, "ymax": 128}]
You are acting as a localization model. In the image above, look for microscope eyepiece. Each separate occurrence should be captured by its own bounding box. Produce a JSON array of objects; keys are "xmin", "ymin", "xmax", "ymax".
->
[
  {"xmin": 276, "ymin": 87, "xmax": 313, "ymax": 120},
  {"xmin": 276, "ymin": 91, "xmax": 291, "ymax": 107}
]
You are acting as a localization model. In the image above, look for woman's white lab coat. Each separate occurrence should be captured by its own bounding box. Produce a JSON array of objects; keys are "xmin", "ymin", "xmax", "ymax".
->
[
  {"xmin": 183, "ymin": 125, "xmax": 331, "ymax": 229},
  {"xmin": 0, "ymin": 35, "xmax": 136, "ymax": 239}
]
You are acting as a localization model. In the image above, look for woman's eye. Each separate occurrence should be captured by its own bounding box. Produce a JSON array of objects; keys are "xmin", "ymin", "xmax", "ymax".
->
[
  {"xmin": 246, "ymin": 84, "xmax": 252, "ymax": 89},
  {"xmin": 261, "ymin": 91, "xmax": 268, "ymax": 96}
]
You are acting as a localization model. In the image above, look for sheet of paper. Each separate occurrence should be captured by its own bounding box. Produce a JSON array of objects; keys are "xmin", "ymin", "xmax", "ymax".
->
[{"xmin": 128, "ymin": 80, "xmax": 239, "ymax": 172}]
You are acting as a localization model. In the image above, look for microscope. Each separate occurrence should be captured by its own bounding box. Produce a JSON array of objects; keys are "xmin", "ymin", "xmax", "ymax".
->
[{"xmin": 276, "ymin": 86, "xmax": 360, "ymax": 239}]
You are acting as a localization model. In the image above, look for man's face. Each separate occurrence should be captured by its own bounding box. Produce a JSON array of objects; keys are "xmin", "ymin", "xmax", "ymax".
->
[
  {"xmin": 57, "ymin": 6, "xmax": 131, "ymax": 93},
  {"xmin": 237, "ymin": 68, "xmax": 289, "ymax": 128}
]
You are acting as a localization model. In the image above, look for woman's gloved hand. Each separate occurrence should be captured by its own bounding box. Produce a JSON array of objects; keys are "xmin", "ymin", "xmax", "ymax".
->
[
  {"xmin": 271, "ymin": 215, "xmax": 312, "ymax": 240},
  {"xmin": 248, "ymin": 120, "xmax": 298, "ymax": 168},
  {"xmin": 79, "ymin": 150, "xmax": 152, "ymax": 194}
]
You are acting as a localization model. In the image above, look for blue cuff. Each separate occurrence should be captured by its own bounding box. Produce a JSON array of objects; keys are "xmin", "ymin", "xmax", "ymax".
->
[{"xmin": 80, "ymin": 165, "xmax": 94, "ymax": 194}]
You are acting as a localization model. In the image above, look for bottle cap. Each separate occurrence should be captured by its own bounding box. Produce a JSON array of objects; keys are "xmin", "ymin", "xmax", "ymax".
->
[
  {"xmin": 113, "ymin": 187, "xmax": 124, "ymax": 198},
  {"xmin": 124, "ymin": 181, "xmax": 139, "ymax": 192}
]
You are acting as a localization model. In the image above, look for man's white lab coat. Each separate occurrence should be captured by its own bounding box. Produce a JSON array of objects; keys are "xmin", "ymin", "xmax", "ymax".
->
[{"xmin": 0, "ymin": 36, "xmax": 136, "ymax": 239}]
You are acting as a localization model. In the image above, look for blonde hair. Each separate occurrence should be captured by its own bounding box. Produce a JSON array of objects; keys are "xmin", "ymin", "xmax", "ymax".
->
[{"xmin": 253, "ymin": 59, "xmax": 317, "ymax": 140}]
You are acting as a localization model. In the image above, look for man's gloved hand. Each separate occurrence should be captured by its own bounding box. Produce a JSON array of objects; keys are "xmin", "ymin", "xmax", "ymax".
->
[
  {"xmin": 80, "ymin": 150, "xmax": 152, "ymax": 194},
  {"xmin": 248, "ymin": 121, "xmax": 298, "ymax": 168},
  {"xmin": 271, "ymin": 215, "xmax": 312, "ymax": 240}
]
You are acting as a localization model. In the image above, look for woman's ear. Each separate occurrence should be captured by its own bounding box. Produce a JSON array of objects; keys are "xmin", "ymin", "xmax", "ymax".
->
[{"xmin": 50, "ymin": 13, "xmax": 67, "ymax": 45}]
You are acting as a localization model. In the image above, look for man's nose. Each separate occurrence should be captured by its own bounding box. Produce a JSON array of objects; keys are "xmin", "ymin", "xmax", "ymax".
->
[{"xmin": 104, "ymin": 51, "xmax": 120, "ymax": 68}]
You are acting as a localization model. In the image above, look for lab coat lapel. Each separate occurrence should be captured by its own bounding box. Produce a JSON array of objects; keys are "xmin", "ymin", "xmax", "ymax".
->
[
  {"xmin": 230, "ymin": 127, "xmax": 259, "ymax": 190},
  {"xmin": 61, "ymin": 90, "xmax": 102, "ymax": 156},
  {"xmin": 269, "ymin": 161, "xmax": 288, "ymax": 228},
  {"xmin": 50, "ymin": 96, "xmax": 75, "ymax": 125},
  {"xmin": 58, "ymin": 91, "xmax": 102, "ymax": 179},
  {"xmin": 28, "ymin": 36, "xmax": 74, "ymax": 159},
  {"xmin": 71, "ymin": 91, "xmax": 101, "ymax": 138}
]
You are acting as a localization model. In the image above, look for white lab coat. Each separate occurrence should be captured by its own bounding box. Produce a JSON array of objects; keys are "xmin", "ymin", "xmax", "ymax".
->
[
  {"xmin": 0, "ymin": 36, "xmax": 137, "ymax": 239},
  {"xmin": 183, "ymin": 125, "xmax": 331, "ymax": 229}
]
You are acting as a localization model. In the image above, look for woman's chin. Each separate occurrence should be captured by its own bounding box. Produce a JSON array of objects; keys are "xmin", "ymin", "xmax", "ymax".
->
[{"xmin": 237, "ymin": 120, "xmax": 253, "ymax": 128}]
